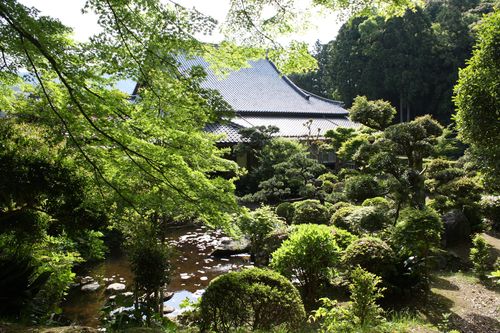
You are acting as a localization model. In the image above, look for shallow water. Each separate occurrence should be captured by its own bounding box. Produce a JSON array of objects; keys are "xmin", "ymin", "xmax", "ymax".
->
[{"xmin": 62, "ymin": 225, "xmax": 251, "ymax": 327}]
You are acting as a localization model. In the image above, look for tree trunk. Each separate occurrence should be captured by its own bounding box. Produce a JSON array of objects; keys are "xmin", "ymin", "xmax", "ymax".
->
[{"xmin": 400, "ymin": 94, "xmax": 404, "ymax": 123}]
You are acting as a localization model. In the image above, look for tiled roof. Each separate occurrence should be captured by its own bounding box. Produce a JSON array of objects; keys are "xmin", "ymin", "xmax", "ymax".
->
[
  {"xmin": 204, "ymin": 122, "xmax": 244, "ymax": 143},
  {"xmin": 178, "ymin": 56, "xmax": 348, "ymax": 116},
  {"xmin": 232, "ymin": 115, "xmax": 358, "ymax": 140}
]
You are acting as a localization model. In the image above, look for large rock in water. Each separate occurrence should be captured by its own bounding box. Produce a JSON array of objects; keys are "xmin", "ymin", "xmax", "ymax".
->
[
  {"xmin": 210, "ymin": 237, "xmax": 250, "ymax": 257},
  {"xmin": 81, "ymin": 282, "xmax": 100, "ymax": 292},
  {"xmin": 442, "ymin": 209, "xmax": 471, "ymax": 246},
  {"xmin": 106, "ymin": 282, "xmax": 126, "ymax": 292}
]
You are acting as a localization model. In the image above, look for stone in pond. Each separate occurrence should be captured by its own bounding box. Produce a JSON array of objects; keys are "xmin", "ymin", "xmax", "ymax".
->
[
  {"xmin": 163, "ymin": 291, "xmax": 174, "ymax": 301},
  {"xmin": 106, "ymin": 283, "xmax": 126, "ymax": 292},
  {"xmin": 81, "ymin": 276, "xmax": 93, "ymax": 284},
  {"xmin": 163, "ymin": 305, "xmax": 175, "ymax": 314},
  {"xmin": 81, "ymin": 282, "xmax": 100, "ymax": 292},
  {"xmin": 122, "ymin": 292, "xmax": 134, "ymax": 297},
  {"xmin": 200, "ymin": 276, "xmax": 208, "ymax": 281}
]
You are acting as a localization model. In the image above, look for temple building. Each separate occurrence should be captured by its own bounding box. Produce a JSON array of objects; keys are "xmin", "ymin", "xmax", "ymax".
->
[{"xmin": 177, "ymin": 56, "xmax": 357, "ymax": 166}]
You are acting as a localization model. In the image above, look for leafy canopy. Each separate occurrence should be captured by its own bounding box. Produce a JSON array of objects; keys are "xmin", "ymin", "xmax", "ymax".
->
[{"xmin": 454, "ymin": 9, "xmax": 500, "ymax": 186}]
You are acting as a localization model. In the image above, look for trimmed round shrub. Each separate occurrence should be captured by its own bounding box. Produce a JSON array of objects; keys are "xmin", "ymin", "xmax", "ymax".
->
[
  {"xmin": 275, "ymin": 202, "xmax": 296, "ymax": 224},
  {"xmin": 344, "ymin": 175, "xmax": 383, "ymax": 203},
  {"xmin": 392, "ymin": 207, "xmax": 443, "ymax": 260},
  {"xmin": 329, "ymin": 201, "xmax": 353, "ymax": 215},
  {"xmin": 362, "ymin": 197, "xmax": 391, "ymax": 210},
  {"xmin": 330, "ymin": 206, "xmax": 356, "ymax": 231},
  {"xmin": 199, "ymin": 268, "xmax": 305, "ymax": 333},
  {"xmin": 271, "ymin": 224, "xmax": 341, "ymax": 305},
  {"xmin": 342, "ymin": 237, "xmax": 396, "ymax": 279},
  {"xmin": 292, "ymin": 199, "xmax": 330, "ymax": 225},
  {"xmin": 330, "ymin": 227, "xmax": 358, "ymax": 250},
  {"xmin": 347, "ymin": 206, "xmax": 391, "ymax": 233}
]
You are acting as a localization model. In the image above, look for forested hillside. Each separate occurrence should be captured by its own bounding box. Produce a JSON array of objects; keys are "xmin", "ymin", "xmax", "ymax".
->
[{"xmin": 290, "ymin": 0, "xmax": 496, "ymax": 123}]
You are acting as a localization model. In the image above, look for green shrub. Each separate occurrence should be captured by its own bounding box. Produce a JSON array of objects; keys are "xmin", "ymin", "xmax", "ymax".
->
[
  {"xmin": 347, "ymin": 206, "xmax": 391, "ymax": 234},
  {"xmin": 330, "ymin": 206, "xmax": 356, "ymax": 230},
  {"xmin": 481, "ymin": 195, "xmax": 500, "ymax": 231},
  {"xmin": 343, "ymin": 237, "xmax": 396, "ymax": 280},
  {"xmin": 349, "ymin": 267, "xmax": 385, "ymax": 327},
  {"xmin": 344, "ymin": 175, "xmax": 383, "ymax": 203},
  {"xmin": 331, "ymin": 227, "xmax": 358, "ymax": 250},
  {"xmin": 329, "ymin": 201, "xmax": 353, "ymax": 215},
  {"xmin": 469, "ymin": 234, "xmax": 492, "ymax": 279},
  {"xmin": 271, "ymin": 224, "xmax": 341, "ymax": 305},
  {"xmin": 318, "ymin": 173, "xmax": 339, "ymax": 194},
  {"xmin": 76, "ymin": 230, "xmax": 107, "ymax": 262},
  {"xmin": 238, "ymin": 206, "xmax": 288, "ymax": 266},
  {"xmin": 33, "ymin": 236, "xmax": 83, "ymax": 317},
  {"xmin": 311, "ymin": 267, "xmax": 385, "ymax": 332},
  {"xmin": 318, "ymin": 173, "xmax": 339, "ymax": 184},
  {"xmin": 275, "ymin": 202, "xmax": 296, "ymax": 224},
  {"xmin": 199, "ymin": 268, "xmax": 305, "ymax": 333},
  {"xmin": 0, "ymin": 251, "xmax": 51, "ymax": 317},
  {"xmin": 127, "ymin": 226, "xmax": 171, "ymax": 323},
  {"xmin": 362, "ymin": 197, "xmax": 391, "ymax": 211},
  {"xmin": 292, "ymin": 200, "xmax": 330, "ymax": 225},
  {"xmin": 391, "ymin": 207, "xmax": 443, "ymax": 285}
]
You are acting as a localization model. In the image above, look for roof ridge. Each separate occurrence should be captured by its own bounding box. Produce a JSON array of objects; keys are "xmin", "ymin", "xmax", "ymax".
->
[
  {"xmin": 300, "ymin": 88, "xmax": 345, "ymax": 106},
  {"xmin": 266, "ymin": 60, "xmax": 312, "ymax": 101}
]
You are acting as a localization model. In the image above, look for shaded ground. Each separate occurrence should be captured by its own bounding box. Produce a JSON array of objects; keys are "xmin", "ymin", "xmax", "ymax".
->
[
  {"xmin": 425, "ymin": 272, "xmax": 499, "ymax": 333},
  {"xmin": 415, "ymin": 232, "xmax": 500, "ymax": 333}
]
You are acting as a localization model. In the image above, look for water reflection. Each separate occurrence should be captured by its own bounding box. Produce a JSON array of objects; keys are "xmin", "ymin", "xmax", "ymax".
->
[{"xmin": 62, "ymin": 226, "xmax": 252, "ymax": 327}]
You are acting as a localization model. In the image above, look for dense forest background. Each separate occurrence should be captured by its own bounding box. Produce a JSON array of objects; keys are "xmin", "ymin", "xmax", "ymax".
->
[{"xmin": 290, "ymin": 0, "xmax": 496, "ymax": 123}]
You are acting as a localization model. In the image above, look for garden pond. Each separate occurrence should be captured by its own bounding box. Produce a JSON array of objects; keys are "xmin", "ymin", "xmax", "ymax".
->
[{"xmin": 61, "ymin": 225, "xmax": 253, "ymax": 327}]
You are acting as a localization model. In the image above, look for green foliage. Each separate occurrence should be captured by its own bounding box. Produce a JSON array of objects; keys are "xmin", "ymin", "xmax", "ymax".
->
[
  {"xmin": 454, "ymin": 9, "xmax": 500, "ymax": 184},
  {"xmin": 271, "ymin": 224, "xmax": 341, "ymax": 305},
  {"xmin": 75, "ymin": 230, "xmax": 107, "ymax": 262},
  {"xmin": 480, "ymin": 195, "xmax": 500, "ymax": 231},
  {"xmin": 344, "ymin": 175, "xmax": 384, "ymax": 203},
  {"xmin": 362, "ymin": 197, "xmax": 391, "ymax": 211},
  {"xmin": 0, "ymin": 251, "xmax": 51, "ymax": 318},
  {"xmin": 337, "ymin": 134, "xmax": 370, "ymax": 162},
  {"xmin": 349, "ymin": 96, "xmax": 396, "ymax": 131},
  {"xmin": 275, "ymin": 202, "xmax": 296, "ymax": 224},
  {"xmin": 244, "ymin": 138, "xmax": 325, "ymax": 203},
  {"xmin": 199, "ymin": 268, "xmax": 305, "ymax": 333},
  {"xmin": 0, "ymin": 120, "xmax": 102, "ymax": 317},
  {"xmin": 310, "ymin": 298, "xmax": 356, "ymax": 333},
  {"xmin": 311, "ymin": 267, "xmax": 385, "ymax": 332},
  {"xmin": 469, "ymin": 234, "xmax": 492, "ymax": 279},
  {"xmin": 291, "ymin": 1, "xmax": 494, "ymax": 123},
  {"xmin": 487, "ymin": 259, "xmax": 500, "ymax": 285},
  {"xmin": 347, "ymin": 206, "xmax": 391, "ymax": 234},
  {"xmin": 330, "ymin": 227, "xmax": 358, "ymax": 250},
  {"xmin": 324, "ymin": 127, "xmax": 357, "ymax": 152},
  {"xmin": 349, "ymin": 267, "xmax": 386, "ymax": 327},
  {"xmin": 292, "ymin": 200, "xmax": 330, "ymax": 225},
  {"xmin": 33, "ymin": 236, "xmax": 83, "ymax": 316},
  {"xmin": 237, "ymin": 206, "xmax": 287, "ymax": 265},
  {"xmin": 392, "ymin": 207, "xmax": 443, "ymax": 258},
  {"xmin": 318, "ymin": 173, "xmax": 339, "ymax": 195},
  {"xmin": 391, "ymin": 207, "xmax": 443, "ymax": 285},
  {"xmin": 127, "ymin": 223, "xmax": 171, "ymax": 323},
  {"xmin": 330, "ymin": 201, "xmax": 354, "ymax": 214},
  {"xmin": 330, "ymin": 206, "xmax": 357, "ymax": 231},
  {"xmin": 343, "ymin": 237, "xmax": 396, "ymax": 280}
]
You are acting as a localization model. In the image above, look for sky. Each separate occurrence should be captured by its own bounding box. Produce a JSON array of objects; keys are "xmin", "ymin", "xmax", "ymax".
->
[{"xmin": 18, "ymin": 0, "xmax": 344, "ymax": 46}]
